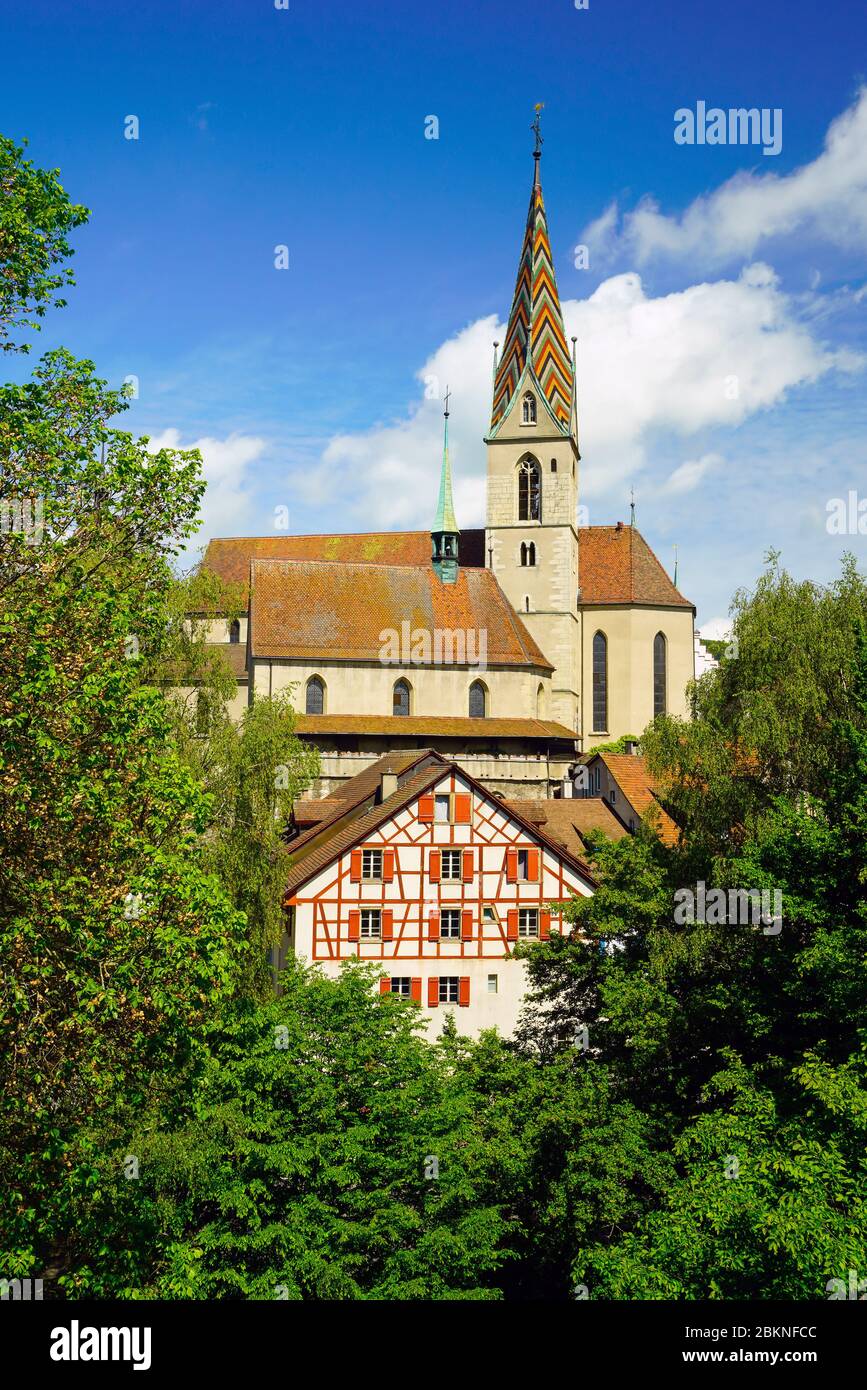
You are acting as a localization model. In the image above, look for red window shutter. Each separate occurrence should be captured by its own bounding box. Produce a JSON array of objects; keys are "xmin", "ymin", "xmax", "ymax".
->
[
  {"xmin": 410, "ymin": 977, "xmax": 422, "ymax": 1003},
  {"xmin": 540, "ymin": 909, "xmax": 551, "ymax": 939},
  {"xmin": 348, "ymin": 909, "xmax": 360, "ymax": 941},
  {"xmin": 418, "ymin": 795, "xmax": 435, "ymax": 823},
  {"xmin": 382, "ymin": 848, "xmax": 395, "ymax": 882},
  {"xmin": 454, "ymin": 793, "xmax": 472, "ymax": 824},
  {"xmin": 458, "ymin": 976, "xmax": 470, "ymax": 1007},
  {"xmin": 350, "ymin": 849, "xmax": 362, "ymax": 882},
  {"xmin": 461, "ymin": 910, "xmax": 473, "ymax": 941},
  {"xmin": 428, "ymin": 977, "xmax": 439, "ymax": 1007},
  {"xmin": 461, "ymin": 848, "xmax": 474, "ymax": 882},
  {"xmin": 506, "ymin": 847, "xmax": 519, "ymax": 883},
  {"xmin": 507, "ymin": 909, "xmax": 519, "ymax": 940},
  {"xmin": 527, "ymin": 848, "xmax": 540, "ymax": 882},
  {"xmin": 381, "ymin": 910, "xmax": 393, "ymax": 941},
  {"xmin": 428, "ymin": 908, "xmax": 440, "ymax": 941},
  {"xmin": 379, "ymin": 977, "xmax": 391, "ymax": 996},
  {"xmin": 429, "ymin": 849, "xmax": 441, "ymax": 882}
]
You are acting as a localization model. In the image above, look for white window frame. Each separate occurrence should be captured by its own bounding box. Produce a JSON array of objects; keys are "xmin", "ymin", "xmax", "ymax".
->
[
  {"xmin": 362, "ymin": 848, "xmax": 383, "ymax": 881},
  {"xmin": 519, "ymin": 908, "xmax": 539, "ymax": 939},
  {"xmin": 441, "ymin": 849, "xmax": 463, "ymax": 880},
  {"xmin": 390, "ymin": 977, "xmax": 411, "ymax": 997},
  {"xmin": 439, "ymin": 976, "xmax": 460, "ymax": 1004},
  {"xmin": 360, "ymin": 909, "xmax": 381, "ymax": 940},
  {"xmin": 440, "ymin": 909, "xmax": 461, "ymax": 940}
]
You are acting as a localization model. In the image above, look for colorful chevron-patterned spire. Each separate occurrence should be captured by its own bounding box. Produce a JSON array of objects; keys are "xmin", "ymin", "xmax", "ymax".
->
[{"xmin": 490, "ymin": 123, "xmax": 574, "ymax": 434}]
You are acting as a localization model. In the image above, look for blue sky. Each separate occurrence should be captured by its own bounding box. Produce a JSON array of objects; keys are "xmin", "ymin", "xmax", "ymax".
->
[{"xmin": 2, "ymin": 0, "xmax": 866, "ymax": 625}]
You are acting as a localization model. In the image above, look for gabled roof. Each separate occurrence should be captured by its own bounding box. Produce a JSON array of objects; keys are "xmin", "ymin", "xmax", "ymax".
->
[
  {"xmin": 503, "ymin": 797, "xmax": 628, "ymax": 857},
  {"xmin": 284, "ymin": 758, "xmax": 597, "ymax": 900},
  {"xmin": 249, "ymin": 559, "xmax": 553, "ymax": 669},
  {"xmin": 578, "ymin": 526, "xmax": 693, "ymax": 609},
  {"xmin": 491, "ymin": 173, "xmax": 573, "ymax": 434},
  {"xmin": 294, "ymin": 714, "xmax": 576, "ymax": 741},
  {"xmin": 201, "ymin": 531, "xmax": 487, "ymax": 588},
  {"xmin": 587, "ymin": 751, "xmax": 681, "ymax": 846},
  {"xmin": 286, "ymin": 749, "xmax": 445, "ymax": 859}
]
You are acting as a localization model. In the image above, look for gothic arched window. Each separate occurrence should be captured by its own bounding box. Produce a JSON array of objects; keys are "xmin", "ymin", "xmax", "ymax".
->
[
  {"xmin": 522, "ymin": 393, "xmax": 537, "ymax": 424},
  {"xmin": 228, "ymin": 618, "xmax": 241, "ymax": 645},
  {"xmin": 592, "ymin": 632, "xmax": 608, "ymax": 733},
  {"xmin": 519, "ymin": 541, "xmax": 536, "ymax": 567},
  {"xmin": 393, "ymin": 679, "xmax": 411, "ymax": 717},
  {"xmin": 306, "ymin": 675, "xmax": 325, "ymax": 715},
  {"xmin": 469, "ymin": 680, "xmax": 487, "ymax": 719},
  {"xmin": 653, "ymin": 632, "xmax": 667, "ymax": 718},
  {"xmin": 518, "ymin": 457, "xmax": 541, "ymax": 522}
]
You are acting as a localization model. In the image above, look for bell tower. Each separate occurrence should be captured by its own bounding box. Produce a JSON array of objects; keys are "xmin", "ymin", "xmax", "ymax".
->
[{"xmin": 485, "ymin": 109, "xmax": 581, "ymax": 730}]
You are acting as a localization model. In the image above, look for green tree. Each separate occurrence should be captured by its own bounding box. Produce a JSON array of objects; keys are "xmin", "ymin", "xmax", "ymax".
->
[{"xmin": 0, "ymin": 134, "xmax": 87, "ymax": 353}]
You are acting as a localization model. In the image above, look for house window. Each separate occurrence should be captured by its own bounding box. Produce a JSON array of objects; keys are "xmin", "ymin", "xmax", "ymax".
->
[
  {"xmin": 306, "ymin": 675, "xmax": 325, "ymax": 715},
  {"xmin": 390, "ymin": 978, "xmax": 412, "ymax": 997},
  {"xmin": 517, "ymin": 849, "xmax": 531, "ymax": 881},
  {"xmin": 362, "ymin": 849, "xmax": 383, "ymax": 880},
  {"xmin": 487, "ymin": 974, "xmax": 498, "ymax": 994},
  {"xmin": 653, "ymin": 631, "xmax": 667, "ymax": 718},
  {"xmin": 434, "ymin": 794, "xmax": 450, "ymax": 823},
  {"xmin": 550, "ymin": 458, "xmax": 557, "ymax": 473},
  {"xmin": 518, "ymin": 457, "xmax": 541, "ymax": 521},
  {"xmin": 441, "ymin": 850, "xmax": 463, "ymax": 880},
  {"xmin": 439, "ymin": 976, "xmax": 460, "ymax": 1003},
  {"xmin": 360, "ymin": 909, "xmax": 381, "ymax": 939},
  {"xmin": 519, "ymin": 908, "xmax": 539, "ymax": 938},
  {"xmin": 482, "ymin": 904, "xmax": 500, "ymax": 925},
  {"xmin": 520, "ymin": 541, "xmax": 536, "ymax": 567},
  {"xmin": 228, "ymin": 618, "xmax": 241, "ymax": 644},
  {"xmin": 610, "ymin": 788, "xmax": 617, "ymax": 803},
  {"xmin": 592, "ymin": 632, "xmax": 608, "ymax": 732},
  {"xmin": 440, "ymin": 909, "xmax": 461, "ymax": 940},
  {"xmin": 522, "ymin": 393, "xmax": 537, "ymax": 424},
  {"xmin": 393, "ymin": 679, "xmax": 411, "ymax": 716},
  {"xmin": 469, "ymin": 680, "xmax": 487, "ymax": 718}
]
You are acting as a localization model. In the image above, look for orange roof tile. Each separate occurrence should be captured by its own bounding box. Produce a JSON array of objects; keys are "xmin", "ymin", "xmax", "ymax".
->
[
  {"xmin": 504, "ymin": 797, "xmax": 628, "ymax": 856},
  {"xmin": 578, "ymin": 526, "xmax": 693, "ymax": 609},
  {"xmin": 250, "ymin": 559, "xmax": 553, "ymax": 669},
  {"xmin": 592, "ymin": 752, "xmax": 681, "ymax": 846},
  {"xmin": 202, "ymin": 531, "xmax": 486, "ymax": 588}
]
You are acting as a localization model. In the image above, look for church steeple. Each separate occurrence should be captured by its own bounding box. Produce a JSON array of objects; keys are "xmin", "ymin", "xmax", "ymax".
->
[
  {"xmin": 431, "ymin": 389, "xmax": 459, "ymax": 584},
  {"xmin": 490, "ymin": 105, "xmax": 574, "ymax": 437}
]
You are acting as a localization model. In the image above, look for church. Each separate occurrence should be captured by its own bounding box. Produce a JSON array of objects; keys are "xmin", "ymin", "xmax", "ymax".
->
[{"xmin": 199, "ymin": 126, "xmax": 696, "ymax": 802}]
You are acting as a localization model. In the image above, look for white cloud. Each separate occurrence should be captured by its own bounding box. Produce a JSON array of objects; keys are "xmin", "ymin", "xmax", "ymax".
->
[
  {"xmin": 585, "ymin": 87, "xmax": 867, "ymax": 270},
  {"xmin": 663, "ymin": 453, "xmax": 723, "ymax": 494},
  {"xmin": 147, "ymin": 428, "xmax": 265, "ymax": 542},
  {"xmin": 306, "ymin": 265, "xmax": 857, "ymax": 527}
]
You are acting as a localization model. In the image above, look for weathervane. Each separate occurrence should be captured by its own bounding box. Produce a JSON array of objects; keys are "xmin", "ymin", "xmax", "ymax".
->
[{"xmin": 532, "ymin": 103, "xmax": 544, "ymax": 154}]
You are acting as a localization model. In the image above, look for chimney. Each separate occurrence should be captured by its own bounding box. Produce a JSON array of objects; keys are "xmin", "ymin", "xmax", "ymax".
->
[
  {"xmin": 616, "ymin": 520, "xmax": 624, "ymax": 531},
  {"xmin": 380, "ymin": 768, "xmax": 398, "ymax": 800}
]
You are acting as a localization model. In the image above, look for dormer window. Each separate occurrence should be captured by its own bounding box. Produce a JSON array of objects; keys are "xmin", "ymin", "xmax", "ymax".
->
[{"xmin": 522, "ymin": 393, "xmax": 537, "ymax": 425}]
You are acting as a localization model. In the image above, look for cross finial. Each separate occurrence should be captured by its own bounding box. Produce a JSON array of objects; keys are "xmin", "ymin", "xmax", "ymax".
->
[
  {"xmin": 630, "ymin": 487, "xmax": 635, "ymax": 527},
  {"xmin": 443, "ymin": 385, "xmax": 451, "ymax": 417},
  {"xmin": 532, "ymin": 103, "xmax": 544, "ymax": 154}
]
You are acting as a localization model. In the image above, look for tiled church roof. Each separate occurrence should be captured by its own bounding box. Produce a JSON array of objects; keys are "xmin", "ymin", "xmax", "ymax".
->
[
  {"xmin": 578, "ymin": 526, "xmax": 693, "ymax": 609},
  {"xmin": 202, "ymin": 531, "xmax": 486, "ymax": 587},
  {"xmin": 490, "ymin": 176, "xmax": 573, "ymax": 432},
  {"xmin": 203, "ymin": 526, "xmax": 690, "ymax": 611},
  {"xmin": 249, "ymin": 559, "xmax": 553, "ymax": 669}
]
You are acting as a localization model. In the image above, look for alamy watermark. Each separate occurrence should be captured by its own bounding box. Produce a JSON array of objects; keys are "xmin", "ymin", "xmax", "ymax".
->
[
  {"xmin": 673, "ymin": 881, "xmax": 782, "ymax": 935},
  {"xmin": 826, "ymin": 491, "xmax": 867, "ymax": 536},
  {"xmin": 379, "ymin": 622, "xmax": 487, "ymax": 672},
  {"xmin": 674, "ymin": 102, "xmax": 782, "ymax": 156}
]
